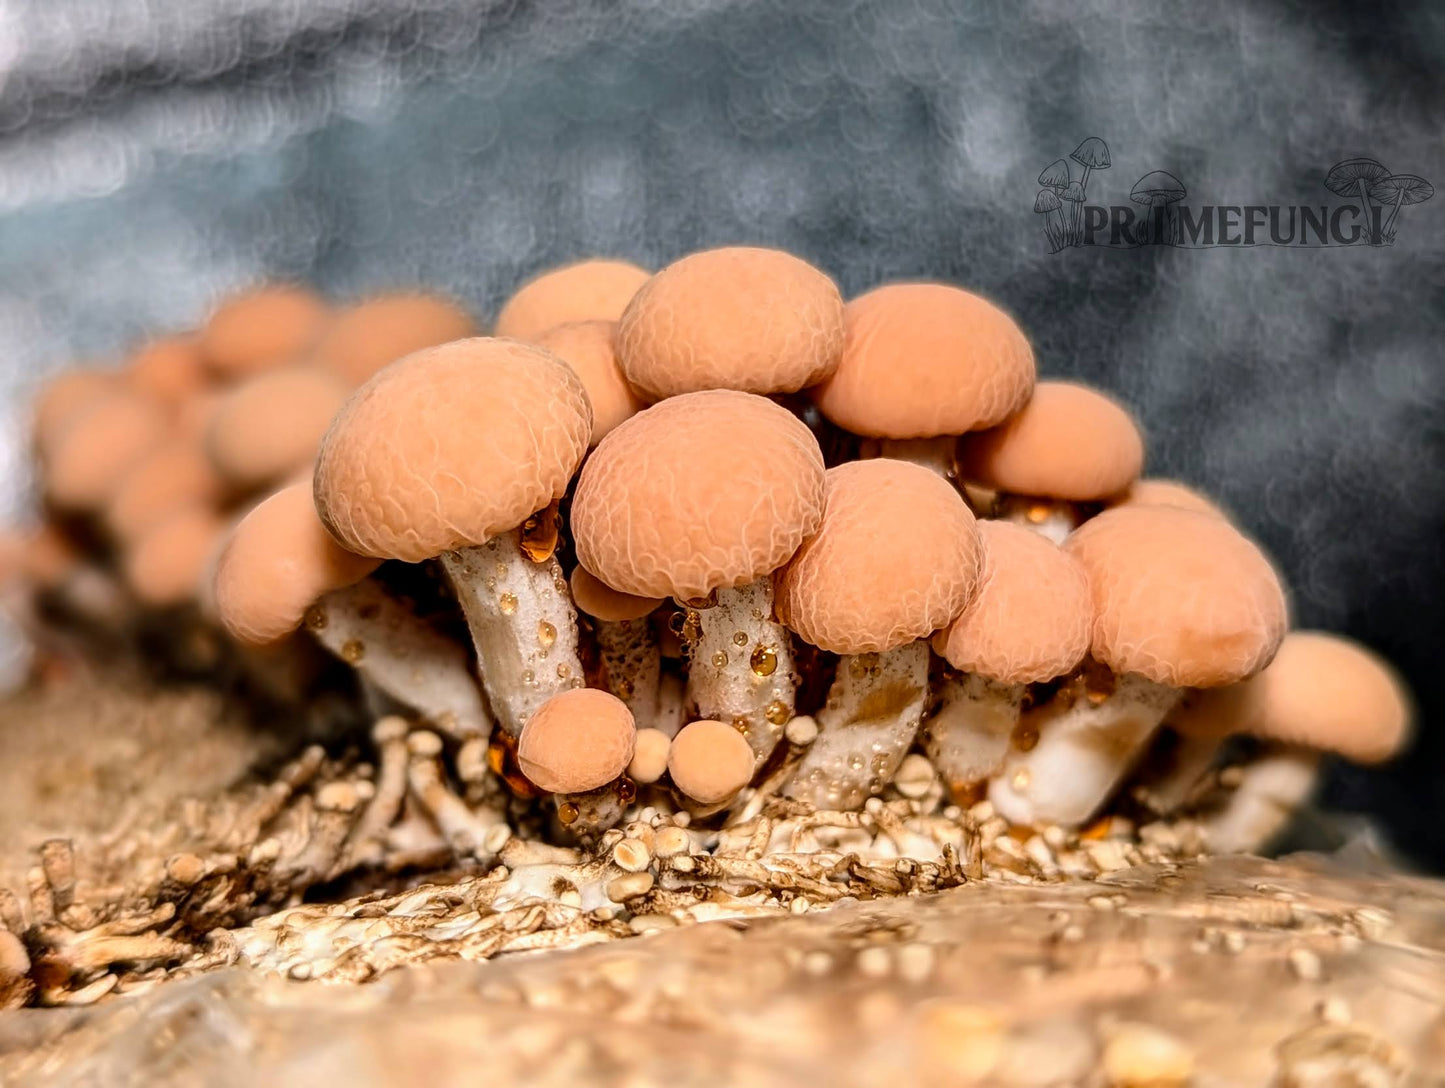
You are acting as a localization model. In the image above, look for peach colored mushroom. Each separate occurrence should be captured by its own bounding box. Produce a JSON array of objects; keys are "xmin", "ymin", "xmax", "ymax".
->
[
  {"xmin": 615, "ymin": 246, "xmax": 845, "ymax": 400},
  {"xmin": 123, "ymin": 505, "xmax": 225, "ymax": 608},
  {"xmin": 925, "ymin": 521, "xmax": 1092, "ymax": 799},
  {"xmin": 518, "ymin": 687, "xmax": 637, "ymax": 838},
  {"xmin": 105, "ymin": 439, "xmax": 226, "ymax": 544},
  {"xmin": 668, "ymin": 718, "xmax": 755, "ymax": 809},
  {"xmin": 494, "ymin": 258, "xmax": 650, "ymax": 342},
  {"xmin": 775, "ymin": 459, "xmax": 980, "ymax": 809},
  {"xmin": 628, "ymin": 727, "xmax": 672, "ymax": 785},
  {"xmin": 31, "ymin": 368, "xmax": 119, "ymax": 453},
  {"xmin": 989, "ymin": 505, "xmax": 1288, "ymax": 828},
  {"xmin": 535, "ymin": 321, "xmax": 646, "ymax": 443},
  {"xmin": 42, "ymin": 388, "xmax": 170, "ymax": 511},
  {"xmin": 214, "ymin": 480, "xmax": 491, "ymax": 739},
  {"xmin": 315, "ymin": 338, "xmax": 592, "ymax": 738},
  {"xmin": 808, "ymin": 282, "xmax": 1035, "ymax": 478},
  {"xmin": 314, "ymin": 292, "xmax": 476, "ymax": 387},
  {"xmin": 200, "ymin": 284, "xmax": 330, "ymax": 380},
  {"xmin": 957, "ymin": 380, "xmax": 1145, "ymax": 543},
  {"xmin": 570, "ymin": 565, "xmax": 664, "ymax": 728},
  {"xmin": 205, "ymin": 366, "xmax": 350, "ymax": 492},
  {"xmin": 571, "ymin": 390, "xmax": 825, "ymax": 766},
  {"xmin": 1108, "ymin": 477, "xmax": 1229, "ymax": 520},
  {"xmin": 19, "ymin": 522, "xmax": 131, "ymax": 635},
  {"xmin": 125, "ymin": 336, "xmax": 209, "ymax": 408}
]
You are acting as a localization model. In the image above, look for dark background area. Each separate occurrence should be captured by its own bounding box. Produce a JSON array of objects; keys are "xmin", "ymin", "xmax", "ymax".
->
[{"xmin": 0, "ymin": 0, "xmax": 1440, "ymax": 865}]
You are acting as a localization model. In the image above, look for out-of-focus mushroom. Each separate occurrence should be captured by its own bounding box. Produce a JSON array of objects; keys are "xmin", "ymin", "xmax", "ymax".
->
[
  {"xmin": 1034, "ymin": 189, "xmax": 1066, "ymax": 251},
  {"xmin": 1129, "ymin": 171, "xmax": 1187, "ymax": 244},
  {"xmin": 989, "ymin": 505, "xmax": 1288, "ymax": 828},
  {"xmin": 43, "ymin": 388, "xmax": 170, "ymax": 512},
  {"xmin": 926, "ymin": 521, "xmax": 1092, "ymax": 800},
  {"xmin": 200, "ymin": 285, "xmax": 330, "ymax": 380},
  {"xmin": 105, "ymin": 439, "xmax": 226, "ymax": 544},
  {"xmin": 1324, "ymin": 159, "xmax": 1390, "ymax": 244},
  {"xmin": 628, "ymin": 727, "xmax": 672, "ymax": 785},
  {"xmin": 124, "ymin": 505, "xmax": 226, "ymax": 608},
  {"xmin": 205, "ymin": 366, "xmax": 350, "ymax": 493},
  {"xmin": 570, "ymin": 565, "xmax": 664, "ymax": 728},
  {"xmin": 21, "ymin": 522, "xmax": 132, "ymax": 634},
  {"xmin": 214, "ymin": 480, "xmax": 491, "ymax": 739},
  {"xmin": 1108, "ymin": 477, "xmax": 1228, "ymax": 520},
  {"xmin": 313, "ymin": 292, "xmax": 476, "ymax": 387},
  {"xmin": 615, "ymin": 246, "xmax": 845, "ymax": 401},
  {"xmin": 536, "ymin": 321, "xmax": 646, "ymax": 444},
  {"xmin": 518, "ymin": 687, "xmax": 636, "ymax": 838},
  {"xmin": 126, "ymin": 336, "xmax": 209, "ymax": 408},
  {"xmin": 776, "ymin": 459, "xmax": 980, "ymax": 809},
  {"xmin": 32, "ymin": 369, "xmax": 120, "ymax": 454},
  {"xmin": 314, "ymin": 338, "xmax": 591, "ymax": 739},
  {"xmin": 668, "ymin": 718, "xmax": 755, "ymax": 811},
  {"xmin": 572, "ymin": 390, "xmax": 825, "ymax": 767},
  {"xmin": 495, "ymin": 258, "xmax": 650, "ymax": 341},
  {"xmin": 957, "ymin": 380, "xmax": 1145, "ymax": 543},
  {"xmin": 1367, "ymin": 174, "xmax": 1434, "ymax": 241},
  {"xmin": 0, "ymin": 928, "xmax": 32, "ymax": 1010},
  {"xmin": 808, "ymin": 283, "xmax": 1035, "ymax": 479}
]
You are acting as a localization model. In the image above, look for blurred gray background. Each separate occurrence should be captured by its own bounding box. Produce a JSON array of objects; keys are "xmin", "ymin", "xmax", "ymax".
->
[{"xmin": 0, "ymin": 0, "xmax": 1441, "ymax": 863}]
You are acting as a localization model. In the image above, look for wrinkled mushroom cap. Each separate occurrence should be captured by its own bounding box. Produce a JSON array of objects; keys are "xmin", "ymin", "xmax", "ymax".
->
[
  {"xmin": 1110, "ymin": 478, "xmax": 1228, "ymax": 520},
  {"xmin": 206, "ymin": 366, "xmax": 350, "ymax": 490},
  {"xmin": 1065, "ymin": 506, "xmax": 1288, "ymax": 688},
  {"xmin": 124, "ymin": 505, "xmax": 225, "ymax": 607},
  {"xmin": 775, "ymin": 459, "xmax": 980, "ymax": 654},
  {"xmin": 44, "ymin": 389, "xmax": 169, "ymax": 510},
  {"xmin": 127, "ymin": 337, "xmax": 209, "ymax": 407},
  {"xmin": 570, "ymin": 565, "xmax": 662, "ymax": 623},
  {"xmin": 106, "ymin": 440, "xmax": 225, "ymax": 544},
  {"xmin": 810, "ymin": 283, "xmax": 1035, "ymax": 439},
  {"xmin": 958, "ymin": 380, "xmax": 1145, "ymax": 501},
  {"xmin": 935, "ymin": 520, "xmax": 1092, "ymax": 684},
  {"xmin": 213, "ymin": 480, "xmax": 381, "ymax": 645},
  {"xmin": 536, "ymin": 320, "xmax": 646, "ymax": 444},
  {"xmin": 315, "ymin": 293, "xmax": 476, "ymax": 387},
  {"xmin": 572, "ymin": 390, "xmax": 825, "ymax": 600},
  {"xmin": 315, "ymin": 338, "xmax": 592, "ymax": 562},
  {"xmin": 668, "ymin": 719, "xmax": 754, "ymax": 804},
  {"xmin": 616, "ymin": 246, "xmax": 845, "ymax": 400},
  {"xmin": 33, "ymin": 369, "xmax": 119, "ymax": 451},
  {"xmin": 495, "ymin": 259, "xmax": 651, "ymax": 342},
  {"xmin": 200, "ymin": 285, "xmax": 330, "ymax": 379},
  {"xmin": 517, "ymin": 688, "xmax": 636, "ymax": 794}
]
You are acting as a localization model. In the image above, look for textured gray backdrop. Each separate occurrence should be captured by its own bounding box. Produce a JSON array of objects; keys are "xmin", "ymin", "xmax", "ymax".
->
[{"xmin": 0, "ymin": 0, "xmax": 1441, "ymax": 863}]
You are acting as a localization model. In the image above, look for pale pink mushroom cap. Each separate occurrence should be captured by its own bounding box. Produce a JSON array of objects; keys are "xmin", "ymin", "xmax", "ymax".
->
[
  {"xmin": 212, "ymin": 480, "xmax": 381, "ymax": 645},
  {"xmin": 206, "ymin": 366, "xmax": 350, "ymax": 490},
  {"xmin": 315, "ymin": 292, "xmax": 476, "ymax": 387},
  {"xmin": 314, "ymin": 338, "xmax": 592, "ymax": 562},
  {"xmin": 535, "ymin": 320, "xmax": 646, "ymax": 443},
  {"xmin": 570, "ymin": 565, "xmax": 662, "ymax": 623},
  {"xmin": 44, "ymin": 389, "xmax": 170, "ymax": 510},
  {"xmin": 106, "ymin": 439, "xmax": 226, "ymax": 544},
  {"xmin": 126, "ymin": 337, "xmax": 209, "ymax": 407},
  {"xmin": 1110, "ymin": 478, "xmax": 1229, "ymax": 520},
  {"xmin": 124, "ymin": 505, "xmax": 226, "ymax": 607},
  {"xmin": 32, "ymin": 369, "xmax": 119, "ymax": 451},
  {"xmin": 200, "ymin": 285, "xmax": 330, "ymax": 379},
  {"xmin": 517, "ymin": 688, "xmax": 637, "ymax": 794},
  {"xmin": 668, "ymin": 719, "xmax": 754, "ymax": 804},
  {"xmin": 775, "ymin": 459, "xmax": 980, "ymax": 654},
  {"xmin": 934, "ymin": 520, "xmax": 1092, "ymax": 684},
  {"xmin": 572, "ymin": 390, "xmax": 825, "ymax": 601},
  {"xmin": 1065, "ymin": 506, "xmax": 1288, "ymax": 688},
  {"xmin": 616, "ymin": 246, "xmax": 845, "ymax": 400},
  {"xmin": 809, "ymin": 283, "xmax": 1035, "ymax": 439},
  {"xmin": 495, "ymin": 258, "xmax": 651, "ymax": 342},
  {"xmin": 958, "ymin": 380, "xmax": 1145, "ymax": 502},
  {"xmin": 628, "ymin": 728, "xmax": 672, "ymax": 785}
]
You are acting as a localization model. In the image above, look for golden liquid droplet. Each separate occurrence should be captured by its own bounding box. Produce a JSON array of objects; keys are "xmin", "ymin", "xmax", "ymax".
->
[
  {"xmin": 616, "ymin": 778, "xmax": 637, "ymax": 803},
  {"xmin": 711, "ymin": 650, "xmax": 729, "ymax": 668},
  {"xmin": 499, "ymin": 592, "xmax": 518, "ymax": 615},
  {"xmin": 1086, "ymin": 689, "xmax": 1109, "ymax": 706},
  {"xmin": 764, "ymin": 700, "xmax": 790, "ymax": 725},
  {"xmin": 1014, "ymin": 727, "xmax": 1039, "ymax": 752},
  {"xmin": 558, "ymin": 801, "xmax": 580, "ymax": 825},
  {"xmin": 1011, "ymin": 768, "xmax": 1032, "ymax": 792},
  {"xmin": 848, "ymin": 754, "xmax": 866, "ymax": 771},
  {"xmin": 341, "ymin": 639, "xmax": 365, "ymax": 664},
  {"xmin": 537, "ymin": 620, "xmax": 557, "ymax": 648},
  {"xmin": 615, "ymin": 677, "xmax": 633, "ymax": 698},
  {"xmin": 1026, "ymin": 503, "xmax": 1053, "ymax": 525},
  {"xmin": 556, "ymin": 663, "xmax": 571, "ymax": 680},
  {"xmin": 304, "ymin": 605, "xmax": 327, "ymax": 631},
  {"xmin": 521, "ymin": 669, "xmax": 535, "ymax": 686},
  {"xmin": 750, "ymin": 645, "xmax": 778, "ymax": 677},
  {"xmin": 732, "ymin": 631, "xmax": 748, "ymax": 647},
  {"xmin": 484, "ymin": 577, "xmax": 496, "ymax": 592},
  {"xmin": 667, "ymin": 611, "xmax": 686, "ymax": 634},
  {"xmin": 681, "ymin": 610, "xmax": 702, "ymax": 644},
  {"xmin": 487, "ymin": 731, "xmax": 543, "ymax": 799},
  {"xmin": 519, "ymin": 502, "xmax": 561, "ymax": 563}
]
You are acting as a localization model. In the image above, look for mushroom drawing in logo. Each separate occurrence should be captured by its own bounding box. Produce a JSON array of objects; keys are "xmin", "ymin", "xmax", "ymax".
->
[
  {"xmin": 1059, "ymin": 181, "xmax": 1086, "ymax": 246},
  {"xmin": 1324, "ymin": 158, "xmax": 1390, "ymax": 243},
  {"xmin": 1034, "ymin": 188, "xmax": 1066, "ymax": 251},
  {"xmin": 1367, "ymin": 174, "xmax": 1434, "ymax": 243},
  {"xmin": 1038, "ymin": 158, "xmax": 1071, "ymax": 194},
  {"xmin": 1068, "ymin": 137, "xmax": 1111, "ymax": 241},
  {"xmin": 1130, "ymin": 171, "xmax": 1187, "ymax": 245}
]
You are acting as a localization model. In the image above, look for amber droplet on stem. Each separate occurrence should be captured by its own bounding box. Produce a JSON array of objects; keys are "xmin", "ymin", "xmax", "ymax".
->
[
  {"xmin": 750, "ymin": 644, "xmax": 778, "ymax": 677},
  {"xmin": 557, "ymin": 801, "xmax": 580, "ymax": 825},
  {"xmin": 498, "ymin": 592, "xmax": 518, "ymax": 616},
  {"xmin": 304, "ymin": 605, "xmax": 327, "ymax": 631},
  {"xmin": 537, "ymin": 620, "xmax": 557, "ymax": 648},
  {"xmin": 616, "ymin": 777, "xmax": 637, "ymax": 804},
  {"xmin": 340, "ymin": 639, "xmax": 365, "ymax": 663},
  {"xmin": 519, "ymin": 501, "xmax": 562, "ymax": 563},
  {"xmin": 764, "ymin": 699, "xmax": 790, "ymax": 726},
  {"xmin": 487, "ymin": 730, "xmax": 544, "ymax": 799}
]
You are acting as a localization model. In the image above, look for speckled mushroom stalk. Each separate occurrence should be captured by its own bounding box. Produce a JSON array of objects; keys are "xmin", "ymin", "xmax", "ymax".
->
[
  {"xmin": 776, "ymin": 460, "xmax": 981, "ymax": 810},
  {"xmin": 570, "ymin": 566, "xmax": 663, "ymax": 728},
  {"xmin": 924, "ymin": 521, "xmax": 1092, "ymax": 799},
  {"xmin": 988, "ymin": 506, "xmax": 1288, "ymax": 828},
  {"xmin": 957, "ymin": 381, "xmax": 1145, "ymax": 546}
]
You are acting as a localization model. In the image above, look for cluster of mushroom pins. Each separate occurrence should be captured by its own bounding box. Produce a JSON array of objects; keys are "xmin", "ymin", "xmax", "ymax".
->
[{"xmin": 11, "ymin": 246, "xmax": 1415, "ymax": 860}]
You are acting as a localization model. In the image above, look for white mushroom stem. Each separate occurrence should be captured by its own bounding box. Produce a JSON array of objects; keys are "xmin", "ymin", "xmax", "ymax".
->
[
  {"xmin": 1200, "ymin": 745, "xmax": 1319, "ymax": 854},
  {"xmin": 440, "ymin": 528, "xmax": 584, "ymax": 738},
  {"xmin": 989, "ymin": 673, "xmax": 1181, "ymax": 827},
  {"xmin": 992, "ymin": 494, "xmax": 1084, "ymax": 546},
  {"xmin": 655, "ymin": 671, "xmax": 686, "ymax": 739},
  {"xmin": 859, "ymin": 437, "xmax": 955, "ymax": 479},
  {"xmin": 784, "ymin": 641, "xmax": 930, "ymax": 810},
  {"xmin": 921, "ymin": 673, "xmax": 1022, "ymax": 793},
  {"xmin": 307, "ymin": 578, "xmax": 492, "ymax": 741},
  {"xmin": 594, "ymin": 617, "xmax": 662, "ymax": 729},
  {"xmin": 405, "ymin": 731, "xmax": 509, "ymax": 863},
  {"xmin": 1132, "ymin": 730, "xmax": 1227, "ymax": 815},
  {"xmin": 685, "ymin": 580, "xmax": 795, "ymax": 765}
]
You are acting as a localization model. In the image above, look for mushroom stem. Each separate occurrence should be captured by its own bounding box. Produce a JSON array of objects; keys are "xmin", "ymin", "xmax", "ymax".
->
[
  {"xmin": 921, "ymin": 673, "xmax": 1021, "ymax": 796},
  {"xmin": 440, "ymin": 528, "xmax": 584, "ymax": 738},
  {"xmin": 308, "ymin": 578, "xmax": 492, "ymax": 741},
  {"xmin": 1199, "ymin": 744, "xmax": 1319, "ymax": 854},
  {"xmin": 594, "ymin": 617, "xmax": 662, "ymax": 729},
  {"xmin": 783, "ymin": 640, "xmax": 930, "ymax": 810},
  {"xmin": 992, "ymin": 494, "xmax": 1085, "ymax": 545},
  {"xmin": 988, "ymin": 672, "xmax": 1181, "ymax": 827},
  {"xmin": 1382, "ymin": 188, "xmax": 1406, "ymax": 239},
  {"xmin": 656, "ymin": 671, "xmax": 686, "ymax": 738},
  {"xmin": 859, "ymin": 437, "xmax": 955, "ymax": 480},
  {"xmin": 1355, "ymin": 179, "xmax": 1376, "ymax": 243},
  {"xmin": 405, "ymin": 730, "xmax": 508, "ymax": 863},
  {"xmin": 1131, "ymin": 730, "xmax": 1225, "ymax": 815},
  {"xmin": 684, "ymin": 580, "xmax": 795, "ymax": 765}
]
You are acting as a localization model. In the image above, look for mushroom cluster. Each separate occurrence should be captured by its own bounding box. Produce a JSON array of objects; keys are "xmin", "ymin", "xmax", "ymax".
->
[{"xmin": 2, "ymin": 250, "xmax": 1415, "ymax": 857}]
